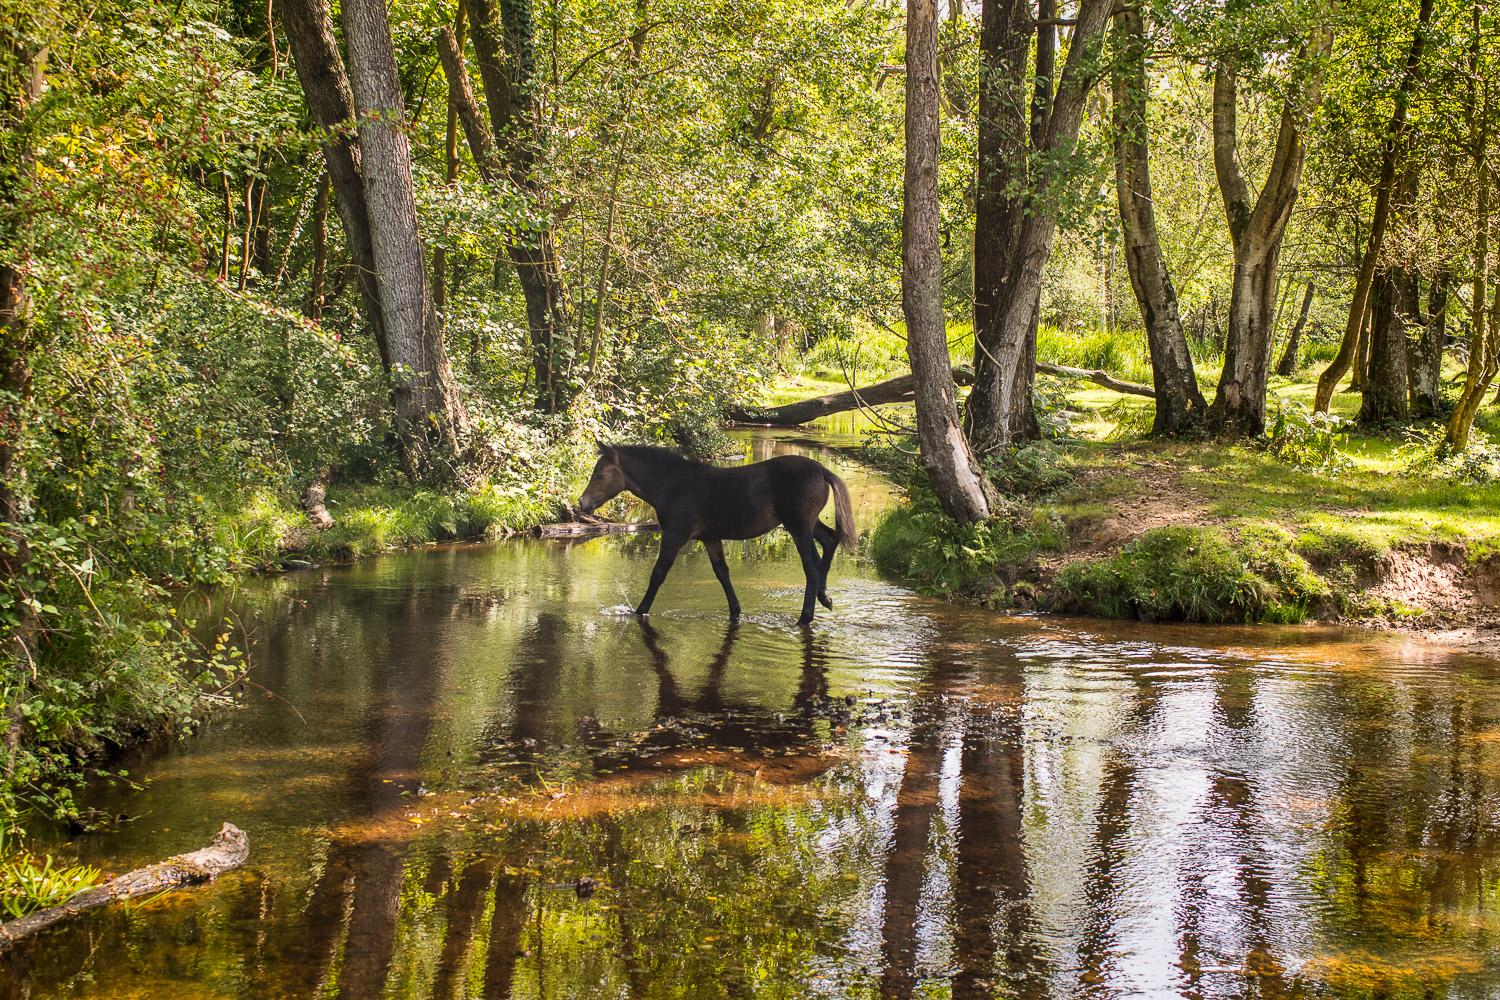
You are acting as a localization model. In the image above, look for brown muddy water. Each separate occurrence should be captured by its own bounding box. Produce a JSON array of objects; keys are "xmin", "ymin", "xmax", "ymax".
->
[{"xmin": 5, "ymin": 429, "xmax": 1500, "ymax": 999}]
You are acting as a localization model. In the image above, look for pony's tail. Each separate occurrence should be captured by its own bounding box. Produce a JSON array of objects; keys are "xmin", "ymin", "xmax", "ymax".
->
[{"xmin": 824, "ymin": 470, "xmax": 857, "ymax": 549}]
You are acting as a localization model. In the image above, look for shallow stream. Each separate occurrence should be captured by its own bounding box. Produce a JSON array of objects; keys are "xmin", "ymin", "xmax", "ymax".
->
[{"xmin": 5, "ymin": 429, "xmax": 1500, "ymax": 999}]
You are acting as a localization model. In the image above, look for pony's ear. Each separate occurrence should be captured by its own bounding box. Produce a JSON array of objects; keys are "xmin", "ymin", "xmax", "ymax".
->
[{"xmin": 596, "ymin": 442, "xmax": 608, "ymax": 456}]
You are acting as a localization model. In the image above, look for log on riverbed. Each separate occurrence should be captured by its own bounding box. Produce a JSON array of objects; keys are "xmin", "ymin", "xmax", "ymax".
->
[
  {"xmin": 0, "ymin": 822, "xmax": 248, "ymax": 951},
  {"xmin": 725, "ymin": 363, "xmax": 1154, "ymax": 426}
]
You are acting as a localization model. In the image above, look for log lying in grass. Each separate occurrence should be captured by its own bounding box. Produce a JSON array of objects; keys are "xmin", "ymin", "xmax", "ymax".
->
[
  {"xmin": 0, "ymin": 822, "xmax": 248, "ymax": 951},
  {"xmin": 725, "ymin": 363, "xmax": 1154, "ymax": 426}
]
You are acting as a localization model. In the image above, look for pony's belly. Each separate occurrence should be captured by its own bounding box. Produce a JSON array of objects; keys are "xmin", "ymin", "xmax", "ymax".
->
[{"xmin": 699, "ymin": 511, "xmax": 780, "ymax": 541}]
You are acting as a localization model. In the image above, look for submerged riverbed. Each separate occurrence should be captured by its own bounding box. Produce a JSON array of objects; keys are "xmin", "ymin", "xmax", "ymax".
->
[{"xmin": 5, "ymin": 429, "xmax": 1500, "ymax": 999}]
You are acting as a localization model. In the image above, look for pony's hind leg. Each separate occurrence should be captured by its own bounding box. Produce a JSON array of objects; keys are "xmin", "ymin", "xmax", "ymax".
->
[
  {"xmin": 637, "ymin": 533, "xmax": 686, "ymax": 616},
  {"xmin": 792, "ymin": 532, "xmax": 820, "ymax": 626},
  {"xmin": 703, "ymin": 540, "xmax": 740, "ymax": 620},
  {"xmin": 812, "ymin": 522, "xmax": 839, "ymax": 609}
]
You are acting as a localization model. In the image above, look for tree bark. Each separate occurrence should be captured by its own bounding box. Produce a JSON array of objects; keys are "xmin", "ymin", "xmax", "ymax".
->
[
  {"xmin": 1274, "ymin": 282, "xmax": 1315, "ymax": 377},
  {"xmin": 0, "ymin": 824, "xmax": 248, "ymax": 951},
  {"xmin": 903, "ymin": 0, "xmax": 990, "ymax": 522},
  {"xmin": 1111, "ymin": 7, "xmax": 1205, "ymax": 436},
  {"xmin": 1409, "ymin": 272, "xmax": 1448, "ymax": 416},
  {"xmin": 465, "ymin": 0, "xmax": 573, "ymax": 412},
  {"xmin": 1314, "ymin": 0, "xmax": 1433, "ymax": 414},
  {"xmin": 1207, "ymin": 27, "xmax": 1333, "ymax": 437},
  {"xmin": 966, "ymin": 0, "xmax": 1113, "ymax": 452},
  {"xmin": 341, "ymin": 0, "xmax": 470, "ymax": 482}
]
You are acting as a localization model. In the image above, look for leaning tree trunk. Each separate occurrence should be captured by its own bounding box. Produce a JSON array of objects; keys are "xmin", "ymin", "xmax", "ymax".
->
[
  {"xmin": 341, "ymin": 0, "xmax": 470, "ymax": 482},
  {"xmin": 903, "ymin": 0, "xmax": 989, "ymax": 523},
  {"xmin": 465, "ymin": 0, "xmax": 573, "ymax": 413},
  {"xmin": 276, "ymin": 0, "xmax": 389, "ymax": 362},
  {"xmin": 1447, "ymin": 36, "xmax": 1496, "ymax": 453},
  {"xmin": 1111, "ymin": 7, "xmax": 1205, "ymax": 436},
  {"xmin": 1206, "ymin": 31, "xmax": 1332, "ymax": 437},
  {"xmin": 965, "ymin": 0, "xmax": 1034, "ymax": 452},
  {"xmin": 966, "ymin": 0, "xmax": 1113, "ymax": 452},
  {"xmin": 1314, "ymin": 0, "xmax": 1433, "ymax": 414},
  {"xmin": 1274, "ymin": 282, "xmax": 1315, "ymax": 376},
  {"xmin": 1409, "ymin": 272, "xmax": 1448, "ymax": 416}
]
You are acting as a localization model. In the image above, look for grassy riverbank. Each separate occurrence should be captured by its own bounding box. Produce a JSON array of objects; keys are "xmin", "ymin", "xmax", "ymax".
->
[{"xmin": 834, "ymin": 350, "xmax": 1500, "ymax": 630}]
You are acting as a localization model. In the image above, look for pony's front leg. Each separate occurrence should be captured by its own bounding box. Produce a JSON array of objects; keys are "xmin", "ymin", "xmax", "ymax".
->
[{"xmin": 636, "ymin": 534, "xmax": 687, "ymax": 616}]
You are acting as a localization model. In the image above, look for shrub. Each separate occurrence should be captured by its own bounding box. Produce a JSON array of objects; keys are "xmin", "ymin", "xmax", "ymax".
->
[
  {"xmin": 1394, "ymin": 426, "xmax": 1500, "ymax": 484},
  {"xmin": 1264, "ymin": 400, "xmax": 1352, "ymax": 473},
  {"xmin": 1056, "ymin": 523, "xmax": 1330, "ymax": 623},
  {"xmin": 871, "ymin": 487, "xmax": 1066, "ymax": 599}
]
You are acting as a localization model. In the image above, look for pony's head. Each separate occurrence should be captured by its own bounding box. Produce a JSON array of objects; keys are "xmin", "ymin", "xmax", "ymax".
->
[{"xmin": 577, "ymin": 444, "xmax": 627, "ymax": 514}]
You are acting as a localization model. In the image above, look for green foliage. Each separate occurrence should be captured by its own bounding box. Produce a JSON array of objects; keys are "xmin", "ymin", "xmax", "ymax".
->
[
  {"xmin": 1036, "ymin": 324, "xmax": 1154, "ymax": 384},
  {"xmin": 1394, "ymin": 426, "xmax": 1500, "ymax": 485},
  {"xmin": 1264, "ymin": 400, "xmax": 1353, "ymax": 473},
  {"xmin": 979, "ymin": 441, "xmax": 1074, "ymax": 498},
  {"xmin": 0, "ymin": 831, "xmax": 102, "ymax": 921},
  {"xmin": 1056, "ymin": 524, "xmax": 1331, "ymax": 624},
  {"xmin": 871, "ymin": 487, "xmax": 1065, "ymax": 600}
]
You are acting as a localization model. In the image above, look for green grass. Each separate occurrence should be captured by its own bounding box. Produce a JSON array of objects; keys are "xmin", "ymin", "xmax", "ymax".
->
[
  {"xmin": 212, "ymin": 478, "xmax": 575, "ymax": 568},
  {"xmin": 1056, "ymin": 524, "xmax": 1330, "ymax": 623}
]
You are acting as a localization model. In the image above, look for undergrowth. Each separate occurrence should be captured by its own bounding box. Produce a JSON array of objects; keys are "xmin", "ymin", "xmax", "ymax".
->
[{"xmin": 1055, "ymin": 524, "xmax": 1330, "ymax": 623}]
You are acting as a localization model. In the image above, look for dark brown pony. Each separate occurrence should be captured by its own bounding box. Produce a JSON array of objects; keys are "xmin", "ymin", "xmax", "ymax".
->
[{"xmin": 577, "ymin": 445, "xmax": 856, "ymax": 625}]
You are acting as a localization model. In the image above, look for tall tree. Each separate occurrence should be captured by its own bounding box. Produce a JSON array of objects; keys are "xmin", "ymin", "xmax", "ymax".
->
[
  {"xmin": 1446, "ymin": 7, "xmax": 1498, "ymax": 452},
  {"xmin": 279, "ymin": 0, "xmax": 470, "ymax": 483},
  {"xmin": 903, "ymin": 0, "xmax": 990, "ymax": 522},
  {"xmin": 1206, "ymin": 23, "xmax": 1333, "ymax": 436},
  {"xmin": 1273, "ymin": 283, "xmax": 1315, "ymax": 377},
  {"xmin": 1358, "ymin": 165, "xmax": 1420, "ymax": 423},
  {"xmin": 1313, "ymin": 0, "xmax": 1434, "ymax": 415},
  {"xmin": 1111, "ymin": 6, "xmax": 1206, "ymax": 436},
  {"xmin": 465, "ymin": 0, "xmax": 573, "ymax": 412},
  {"xmin": 965, "ymin": 0, "xmax": 1113, "ymax": 452}
]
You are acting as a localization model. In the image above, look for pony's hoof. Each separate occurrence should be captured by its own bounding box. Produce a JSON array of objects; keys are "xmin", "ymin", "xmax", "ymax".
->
[
  {"xmin": 796, "ymin": 616, "xmax": 814, "ymax": 628},
  {"xmin": 818, "ymin": 593, "xmax": 833, "ymax": 610}
]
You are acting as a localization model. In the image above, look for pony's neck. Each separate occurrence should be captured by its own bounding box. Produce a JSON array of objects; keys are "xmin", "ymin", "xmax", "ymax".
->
[{"xmin": 617, "ymin": 450, "xmax": 691, "ymax": 508}]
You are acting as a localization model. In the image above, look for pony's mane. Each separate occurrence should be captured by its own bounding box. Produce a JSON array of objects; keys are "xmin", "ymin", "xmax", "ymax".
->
[{"xmin": 608, "ymin": 444, "xmax": 707, "ymax": 471}]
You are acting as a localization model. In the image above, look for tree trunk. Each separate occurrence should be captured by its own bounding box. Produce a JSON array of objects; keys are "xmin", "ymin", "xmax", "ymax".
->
[
  {"xmin": 465, "ymin": 0, "xmax": 573, "ymax": 412},
  {"xmin": 306, "ymin": 170, "xmax": 331, "ymax": 320},
  {"xmin": 341, "ymin": 0, "xmax": 470, "ymax": 482},
  {"xmin": 1206, "ymin": 29, "xmax": 1333, "ymax": 437},
  {"xmin": 1359, "ymin": 268, "xmax": 1411, "ymax": 423},
  {"xmin": 1447, "ymin": 20, "xmax": 1496, "ymax": 453},
  {"xmin": 1110, "ymin": 7, "xmax": 1205, "ymax": 436},
  {"xmin": 724, "ymin": 362, "xmax": 1152, "ymax": 426},
  {"xmin": 966, "ymin": 0, "xmax": 1113, "ymax": 452},
  {"xmin": 1314, "ymin": 0, "xmax": 1433, "ymax": 413},
  {"xmin": 1274, "ymin": 282, "xmax": 1315, "ymax": 377},
  {"xmin": 277, "ymin": 0, "xmax": 389, "ymax": 360},
  {"xmin": 1409, "ymin": 272, "xmax": 1448, "ymax": 416},
  {"xmin": 433, "ymin": 2, "xmax": 465, "ymax": 330},
  {"xmin": 903, "ymin": 0, "xmax": 990, "ymax": 523}
]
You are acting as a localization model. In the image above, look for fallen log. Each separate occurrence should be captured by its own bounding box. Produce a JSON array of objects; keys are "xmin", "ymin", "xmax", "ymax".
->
[
  {"xmin": 0, "ymin": 822, "xmax": 248, "ymax": 951},
  {"xmin": 726, "ymin": 363, "xmax": 1152, "ymax": 426},
  {"xmin": 534, "ymin": 516, "xmax": 658, "ymax": 538}
]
